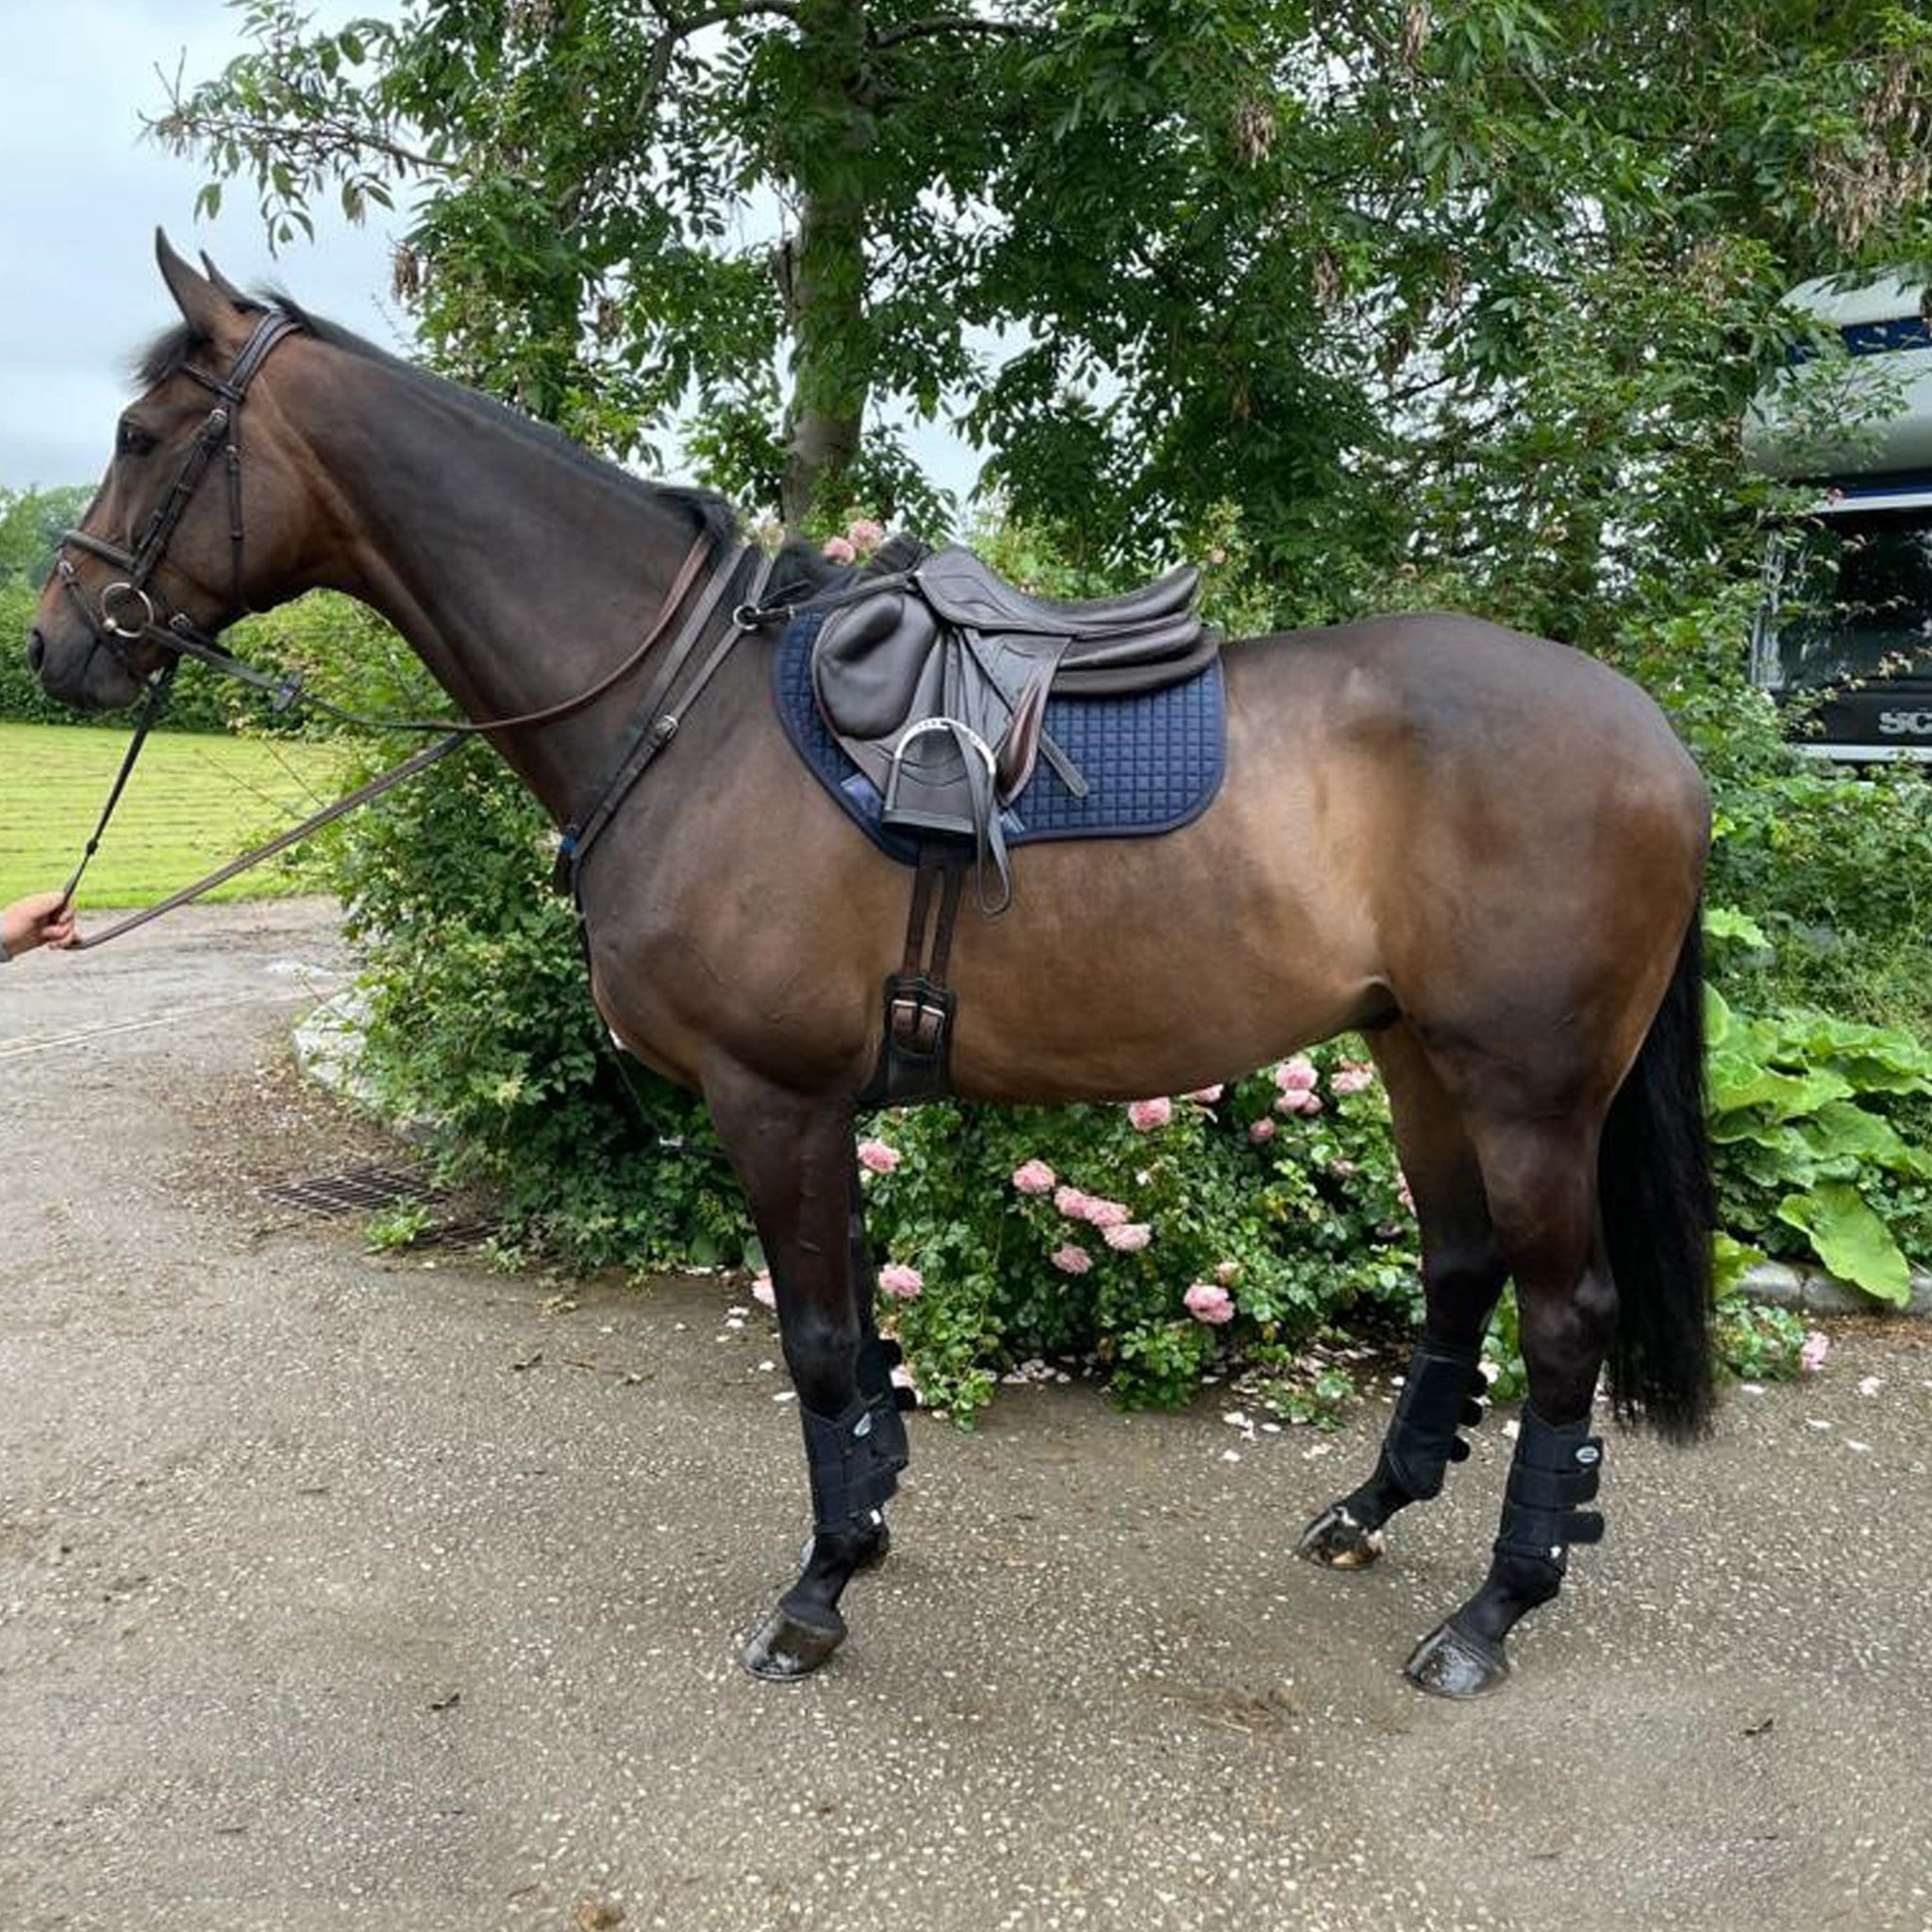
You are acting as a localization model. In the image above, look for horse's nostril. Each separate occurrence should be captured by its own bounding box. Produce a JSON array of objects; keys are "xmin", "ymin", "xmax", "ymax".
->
[{"xmin": 26, "ymin": 627, "xmax": 45, "ymax": 674}]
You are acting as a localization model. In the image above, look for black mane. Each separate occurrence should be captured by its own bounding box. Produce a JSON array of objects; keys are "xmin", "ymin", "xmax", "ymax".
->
[{"xmin": 132, "ymin": 294, "xmax": 739, "ymax": 550}]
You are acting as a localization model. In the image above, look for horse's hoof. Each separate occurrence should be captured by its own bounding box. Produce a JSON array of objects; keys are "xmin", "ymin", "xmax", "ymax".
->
[
  {"xmin": 741, "ymin": 1605, "xmax": 847, "ymax": 1681},
  {"xmin": 1296, "ymin": 1502, "xmax": 1385, "ymax": 1571},
  {"xmin": 1404, "ymin": 1619, "xmax": 1509, "ymax": 1698}
]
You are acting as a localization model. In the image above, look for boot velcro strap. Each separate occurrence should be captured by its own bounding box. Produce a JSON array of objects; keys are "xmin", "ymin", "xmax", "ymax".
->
[
  {"xmin": 1504, "ymin": 1457, "xmax": 1602, "ymax": 1511},
  {"xmin": 1383, "ymin": 1342, "xmax": 1489, "ymax": 1501},
  {"xmin": 1494, "ymin": 1411, "xmax": 1606, "ymax": 1569},
  {"xmin": 801, "ymin": 1395, "xmax": 904, "ymax": 1533}
]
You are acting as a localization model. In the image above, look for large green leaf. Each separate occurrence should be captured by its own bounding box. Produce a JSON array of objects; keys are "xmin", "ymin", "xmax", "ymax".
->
[
  {"xmin": 1774, "ymin": 1183, "xmax": 1912, "ymax": 1307},
  {"xmin": 1776, "ymin": 1012, "xmax": 1932, "ymax": 1096},
  {"xmin": 1707, "ymin": 1058, "xmax": 1852, "ymax": 1121},
  {"xmin": 1792, "ymin": 1101, "xmax": 1932, "ymax": 1180}
]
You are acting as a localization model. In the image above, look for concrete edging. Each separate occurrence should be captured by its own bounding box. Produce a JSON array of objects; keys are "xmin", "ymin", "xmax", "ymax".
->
[{"xmin": 1740, "ymin": 1259, "xmax": 1932, "ymax": 1319}]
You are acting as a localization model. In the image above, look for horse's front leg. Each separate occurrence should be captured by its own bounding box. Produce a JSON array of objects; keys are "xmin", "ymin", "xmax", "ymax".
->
[{"xmin": 706, "ymin": 1066, "xmax": 908, "ymax": 1679}]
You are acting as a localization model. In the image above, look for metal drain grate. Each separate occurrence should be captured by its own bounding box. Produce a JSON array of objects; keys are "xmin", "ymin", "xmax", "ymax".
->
[{"xmin": 259, "ymin": 1164, "xmax": 441, "ymax": 1218}]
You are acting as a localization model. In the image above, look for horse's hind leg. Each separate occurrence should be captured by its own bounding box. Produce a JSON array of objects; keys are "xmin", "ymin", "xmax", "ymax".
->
[
  {"xmin": 704, "ymin": 1066, "xmax": 908, "ymax": 1679},
  {"xmin": 1299, "ymin": 1022, "xmax": 1505, "ymax": 1569},
  {"xmin": 1404, "ymin": 1112, "xmax": 1613, "ymax": 1698}
]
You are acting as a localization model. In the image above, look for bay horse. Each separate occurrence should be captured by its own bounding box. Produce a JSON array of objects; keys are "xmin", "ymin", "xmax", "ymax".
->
[{"xmin": 27, "ymin": 236, "xmax": 1714, "ymax": 1698}]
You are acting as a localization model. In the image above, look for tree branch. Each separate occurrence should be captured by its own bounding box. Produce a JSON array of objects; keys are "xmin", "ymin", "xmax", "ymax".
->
[
  {"xmin": 156, "ymin": 110, "xmax": 460, "ymax": 179},
  {"xmin": 872, "ymin": 15, "xmax": 1037, "ymax": 49}
]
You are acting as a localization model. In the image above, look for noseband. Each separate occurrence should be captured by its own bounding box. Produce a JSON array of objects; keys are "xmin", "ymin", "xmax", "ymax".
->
[{"xmin": 56, "ymin": 306, "xmax": 306, "ymax": 687}]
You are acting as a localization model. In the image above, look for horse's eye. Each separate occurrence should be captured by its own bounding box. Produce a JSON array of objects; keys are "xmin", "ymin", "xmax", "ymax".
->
[{"xmin": 116, "ymin": 420, "xmax": 157, "ymax": 458}]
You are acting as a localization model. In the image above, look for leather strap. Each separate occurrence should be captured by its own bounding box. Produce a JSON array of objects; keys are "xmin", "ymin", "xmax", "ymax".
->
[
  {"xmin": 554, "ymin": 543, "xmax": 775, "ymax": 893},
  {"xmin": 859, "ymin": 848, "xmax": 967, "ymax": 1106},
  {"xmin": 66, "ymin": 732, "xmax": 471, "ymax": 952}
]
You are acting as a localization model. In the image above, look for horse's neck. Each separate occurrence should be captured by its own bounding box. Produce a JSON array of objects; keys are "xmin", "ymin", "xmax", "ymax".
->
[{"xmin": 301, "ymin": 358, "xmax": 711, "ymax": 824}]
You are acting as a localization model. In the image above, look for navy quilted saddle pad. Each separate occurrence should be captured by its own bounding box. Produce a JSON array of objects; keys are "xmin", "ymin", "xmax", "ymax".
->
[{"xmin": 772, "ymin": 608, "xmax": 1225, "ymax": 864}]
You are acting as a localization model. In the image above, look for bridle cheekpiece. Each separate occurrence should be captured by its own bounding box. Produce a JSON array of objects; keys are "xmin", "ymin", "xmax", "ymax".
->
[{"xmin": 56, "ymin": 305, "xmax": 307, "ymax": 690}]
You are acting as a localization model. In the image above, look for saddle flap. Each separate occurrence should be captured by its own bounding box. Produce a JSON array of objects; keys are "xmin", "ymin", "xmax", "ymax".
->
[{"xmin": 813, "ymin": 591, "xmax": 939, "ymax": 739}]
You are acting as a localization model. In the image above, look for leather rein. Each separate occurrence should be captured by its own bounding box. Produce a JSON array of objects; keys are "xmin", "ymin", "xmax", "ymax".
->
[{"xmin": 52, "ymin": 304, "xmax": 750, "ymax": 950}]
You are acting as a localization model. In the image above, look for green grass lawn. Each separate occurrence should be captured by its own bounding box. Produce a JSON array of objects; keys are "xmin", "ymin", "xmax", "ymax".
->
[{"xmin": 0, "ymin": 722, "xmax": 351, "ymax": 908}]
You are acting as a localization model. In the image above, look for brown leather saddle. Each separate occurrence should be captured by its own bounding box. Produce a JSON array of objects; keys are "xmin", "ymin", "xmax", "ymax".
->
[{"xmin": 809, "ymin": 543, "xmax": 1218, "ymax": 909}]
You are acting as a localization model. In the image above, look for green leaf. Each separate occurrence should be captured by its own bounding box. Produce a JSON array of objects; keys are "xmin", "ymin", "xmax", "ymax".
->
[
  {"xmin": 1774, "ymin": 1183, "xmax": 1912, "ymax": 1306},
  {"xmin": 1711, "ymin": 1231, "xmax": 1767, "ymax": 1297},
  {"xmin": 1708, "ymin": 1060, "xmax": 1852, "ymax": 1120},
  {"xmin": 1705, "ymin": 904, "xmax": 1771, "ymax": 952}
]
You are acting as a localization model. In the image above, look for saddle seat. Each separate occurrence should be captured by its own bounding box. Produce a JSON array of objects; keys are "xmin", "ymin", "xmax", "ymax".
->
[
  {"xmin": 808, "ymin": 541, "xmax": 1219, "ymax": 909},
  {"xmin": 913, "ymin": 544, "xmax": 1202, "ymax": 636}
]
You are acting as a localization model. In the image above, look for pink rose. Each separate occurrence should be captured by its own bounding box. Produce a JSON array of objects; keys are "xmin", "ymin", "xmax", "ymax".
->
[
  {"xmin": 821, "ymin": 534, "xmax": 857, "ymax": 564},
  {"xmin": 1275, "ymin": 1089, "xmax": 1323, "ymax": 1117},
  {"xmin": 1127, "ymin": 1097, "xmax": 1173, "ymax": 1131},
  {"xmin": 1054, "ymin": 1185, "xmax": 1091, "ymax": 1220},
  {"xmin": 1183, "ymin": 1085, "xmax": 1224, "ymax": 1105},
  {"xmin": 1082, "ymin": 1196, "xmax": 1130, "ymax": 1229},
  {"xmin": 847, "ymin": 518, "xmax": 885, "ymax": 553},
  {"xmin": 879, "ymin": 1262, "xmax": 924, "ymax": 1300},
  {"xmin": 857, "ymin": 1138, "xmax": 901, "ymax": 1174},
  {"xmin": 1248, "ymin": 1118, "xmax": 1277, "ymax": 1143},
  {"xmin": 1331, "ymin": 1065, "xmax": 1375, "ymax": 1096},
  {"xmin": 1051, "ymin": 1243, "xmax": 1092, "ymax": 1275},
  {"xmin": 1103, "ymin": 1222, "xmax": 1152, "ymax": 1252},
  {"xmin": 1274, "ymin": 1057, "xmax": 1318, "ymax": 1094},
  {"xmin": 750, "ymin": 1271, "xmax": 776, "ymax": 1309},
  {"xmin": 1011, "ymin": 1158, "xmax": 1057, "ymax": 1194},
  {"xmin": 1799, "ymin": 1329, "xmax": 1830, "ymax": 1373},
  {"xmin": 1184, "ymin": 1282, "xmax": 1235, "ymax": 1324}
]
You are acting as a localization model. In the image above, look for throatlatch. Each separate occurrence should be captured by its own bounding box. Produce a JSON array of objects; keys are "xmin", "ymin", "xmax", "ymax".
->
[
  {"xmin": 1379, "ymin": 1341, "xmax": 1489, "ymax": 1501},
  {"xmin": 798, "ymin": 1385, "xmax": 912, "ymax": 1536},
  {"xmin": 1493, "ymin": 1407, "xmax": 1606, "ymax": 1574}
]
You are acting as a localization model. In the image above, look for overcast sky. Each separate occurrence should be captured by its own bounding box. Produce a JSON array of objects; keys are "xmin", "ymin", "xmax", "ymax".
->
[
  {"xmin": 0, "ymin": 0, "xmax": 977, "ymax": 500},
  {"xmin": 1, "ymin": 0, "xmax": 407, "ymax": 490}
]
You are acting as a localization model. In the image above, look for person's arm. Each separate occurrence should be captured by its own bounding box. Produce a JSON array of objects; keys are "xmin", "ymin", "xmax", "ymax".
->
[{"xmin": 0, "ymin": 892, "xmax": 78, "ymax": 960}]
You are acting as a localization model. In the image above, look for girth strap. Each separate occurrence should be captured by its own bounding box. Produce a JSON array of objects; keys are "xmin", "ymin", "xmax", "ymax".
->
[{"xmin": 859, "ymin": 847, "xmax": 967, "ymax": 1106}]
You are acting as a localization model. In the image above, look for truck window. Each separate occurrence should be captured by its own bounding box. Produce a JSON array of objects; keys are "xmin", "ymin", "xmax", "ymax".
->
[{"xmin": 1775, "ymin": 511, "xmax": 1932, "ymax": 689}]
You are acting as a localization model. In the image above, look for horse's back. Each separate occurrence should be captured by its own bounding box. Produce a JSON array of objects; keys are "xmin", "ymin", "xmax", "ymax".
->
[{"xmin": 1232, "ymin": 609, "xmax": 1701, "ymax": 793}]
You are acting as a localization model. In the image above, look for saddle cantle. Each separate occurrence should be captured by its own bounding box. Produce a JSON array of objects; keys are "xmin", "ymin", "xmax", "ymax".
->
[{"xmin": 807, "ymin": 543, "xmax": 1219, "ymax": 909}]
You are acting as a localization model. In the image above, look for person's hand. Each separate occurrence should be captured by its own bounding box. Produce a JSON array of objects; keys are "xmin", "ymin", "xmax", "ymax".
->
[{"xmin": 1, "ymin": 891, "xmax": 79, "ymax": 957}]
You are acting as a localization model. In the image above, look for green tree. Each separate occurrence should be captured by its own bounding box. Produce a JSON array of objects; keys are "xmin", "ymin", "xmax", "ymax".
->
[
  {"xmin": 0, "ymin": 485, "xmax": 92, "ymax": 583},
  {"xmin": 158, "ymin": 1, "xmax": 1932, "ymax": 609}
]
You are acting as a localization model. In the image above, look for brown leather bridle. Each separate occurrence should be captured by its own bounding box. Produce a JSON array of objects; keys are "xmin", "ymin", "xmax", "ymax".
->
[{"xmin": 56, "ymin": 307, "xmax": 306, "ymax": 692}]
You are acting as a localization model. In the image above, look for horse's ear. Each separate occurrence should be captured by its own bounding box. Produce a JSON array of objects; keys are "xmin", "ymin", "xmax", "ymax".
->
[
  {"xmin": 198, "ymin": 251, "xmax": 254, "ymax": 311},
  {"xmin": 155, "ymin": 228, "xmax": 231, "ymax": 338}
]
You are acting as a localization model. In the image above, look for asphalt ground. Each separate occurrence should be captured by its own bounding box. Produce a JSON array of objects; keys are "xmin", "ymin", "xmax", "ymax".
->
[{"xmin": 3, "ymin": 898, "xmax": 1930, "ymax": 1932}]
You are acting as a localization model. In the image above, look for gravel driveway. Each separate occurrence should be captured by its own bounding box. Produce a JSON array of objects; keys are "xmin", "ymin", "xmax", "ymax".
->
[{"xmin": 3, "ymin": 897, "xmax": 1929, "ymax": 1932}]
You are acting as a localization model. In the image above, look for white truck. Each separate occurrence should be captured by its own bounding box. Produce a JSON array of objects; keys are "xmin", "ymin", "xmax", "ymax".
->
[{"xmin": 1742, "ymin": 275, "xmax": 1932, "ymax": 761}]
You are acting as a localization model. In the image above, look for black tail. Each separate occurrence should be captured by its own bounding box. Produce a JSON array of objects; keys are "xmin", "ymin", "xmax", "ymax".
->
[{"xmin": 1599, "ymin": 907, "xmax": 1716, "ymax": 1441}]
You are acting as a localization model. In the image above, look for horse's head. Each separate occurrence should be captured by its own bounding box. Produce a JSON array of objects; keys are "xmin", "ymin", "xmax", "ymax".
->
[{"xmin": 28, "ymin": 232, "xmax": 317, "ymax": 710}]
